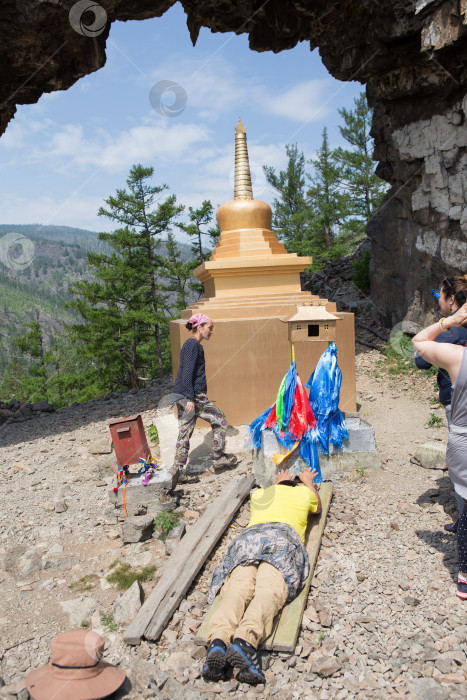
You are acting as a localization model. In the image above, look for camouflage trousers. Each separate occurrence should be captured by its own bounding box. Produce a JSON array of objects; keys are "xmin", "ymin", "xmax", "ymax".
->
[{"xmin": 174, "ymin": 394, "xmax": 227, "ymax": 470}]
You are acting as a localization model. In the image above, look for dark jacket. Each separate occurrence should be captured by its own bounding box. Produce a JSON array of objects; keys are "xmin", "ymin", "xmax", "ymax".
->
[
  {"xmin": 415, "ymin": 324, "xmax": 467, "ymax": 405},
  {"xmin": 173, "ymin": 337, "xmax": 207, "ymax": 401}
]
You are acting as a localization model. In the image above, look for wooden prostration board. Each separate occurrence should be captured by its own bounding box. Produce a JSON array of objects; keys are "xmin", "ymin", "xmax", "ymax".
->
[
  {"xmin": 195, "ymin": 482, "xmax": 333, "ymax": 654},
  {"xmin": 124, "ymin": 474, "xmax": 255, "ymax": 645}
]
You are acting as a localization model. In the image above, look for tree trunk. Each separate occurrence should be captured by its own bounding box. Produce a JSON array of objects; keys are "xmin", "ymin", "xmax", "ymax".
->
[
  {"xmin": 38, "ymin": 328, "xmax": 48, "ymax": 400},
  {"xmin": 197, "ymin": 229, "xmax": 203, "ymax": 263},
  {"xmin": 130, "ymin": 337, "xmax": 139, "ymax": 389},
  {"xmin": 144, "ymin": 227, "xmax": 164, "ymax": 378}
]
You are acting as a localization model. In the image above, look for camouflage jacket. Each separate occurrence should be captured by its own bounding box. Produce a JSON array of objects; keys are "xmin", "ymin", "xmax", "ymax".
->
[{"xmin": 208, "ymin": 522, "xmax": 309, "ymax": 604}]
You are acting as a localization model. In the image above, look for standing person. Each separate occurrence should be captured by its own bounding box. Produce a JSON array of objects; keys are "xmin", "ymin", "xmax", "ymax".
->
[
  {"xmin": 412, "ymin": 301, "xmax": 467, "ymax": 599},
  {"xmin": 202, "ymin": 466, "xmax": 321, "ymax": 685},
  {"xmin": 415, "ymin": 276, "xmax": 467, "ymax": 532},
  {"xmin": 172, "ymin": 313, "xmax": 237, "ymax": 479}
]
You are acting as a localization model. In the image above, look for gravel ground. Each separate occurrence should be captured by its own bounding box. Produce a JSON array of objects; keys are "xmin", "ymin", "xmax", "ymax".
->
[{"xmin": 0, "ymin": 353, "xmax": 466, "ymax": 700}]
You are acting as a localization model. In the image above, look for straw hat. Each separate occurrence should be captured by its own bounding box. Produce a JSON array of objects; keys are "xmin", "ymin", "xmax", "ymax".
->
[{"xmin": 25, "ymin": 629, "xmax": 126, "ymax": 700}]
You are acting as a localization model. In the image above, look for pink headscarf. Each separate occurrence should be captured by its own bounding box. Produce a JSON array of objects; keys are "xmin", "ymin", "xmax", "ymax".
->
[{"xmin": 188, "ymin": 313, "xmax": 211, "ymax": 328}]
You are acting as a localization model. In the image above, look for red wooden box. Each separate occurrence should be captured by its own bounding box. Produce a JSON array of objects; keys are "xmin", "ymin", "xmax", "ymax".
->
[{"xmin": 108, "ymin": 415, "xmax": 150, "ymax": 467}]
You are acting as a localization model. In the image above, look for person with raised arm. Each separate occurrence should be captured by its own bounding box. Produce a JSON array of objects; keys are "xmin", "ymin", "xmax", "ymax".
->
[
  {"xmin": 412, "ymin": 301, "xmax": 467, "ymax": 599},
  {"xmin": 414, "ymin": 275, "xmax": 467, "ymax": 532}
]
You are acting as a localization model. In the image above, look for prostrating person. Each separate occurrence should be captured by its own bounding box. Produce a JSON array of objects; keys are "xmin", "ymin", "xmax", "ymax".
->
[{"xmin": 202, "ymin": 466, "xmax": 321, "ymax": 685}]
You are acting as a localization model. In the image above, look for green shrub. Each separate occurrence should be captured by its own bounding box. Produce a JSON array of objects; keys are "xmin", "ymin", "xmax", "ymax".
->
[
  {"xmin": 101, "ymin": 613, "xmax": 118, "ymax": 631},
  {"xmin": 147, "ymin": 425, "xmax": 159, "ymax": 443},
  {"xmin": 154, "ymin": 511, "xmax": 182, "ymax": 542},
  {"xmin": 68, "ymin": 574, "xmax": 99, "ymax": 592},
  {"xmin": 106, "ymin": 562, "xmax": 156, "ymax": 590},
  {"xmin": 353, "ymin": 250, "xmax": 370, "ymax": 291},
  {"xmin": 426, "ymin": 413, "xmax": 443, "ymax": 428}
]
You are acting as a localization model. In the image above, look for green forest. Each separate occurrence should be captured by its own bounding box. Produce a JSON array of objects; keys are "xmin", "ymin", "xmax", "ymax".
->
[{"xmin": 0, "ymin": 93, "xmax": 387, "ymax": 409}]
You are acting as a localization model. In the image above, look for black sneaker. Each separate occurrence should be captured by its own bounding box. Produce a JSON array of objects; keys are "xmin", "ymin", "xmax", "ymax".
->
[
  {"xmin": 212, "ymin": 453, "xmax": 238, "ymax": 471},
  {"xmin": 457, "ymin": 575, "xmax": 467, "ymax": 600},
  {"xmin": 444, "ymin": 520, "xmax": 458, "ymax": 534},
  {"xmin": 202, "ymin": 639, "xmax": 227, "ymax": 681},
  {"xmin": 176, "ymin": 470, "xmax": 200, "ymax": 485},
  {"xmin": 226, "ymin": 637, "xmax": 265, "ymax": 685}
]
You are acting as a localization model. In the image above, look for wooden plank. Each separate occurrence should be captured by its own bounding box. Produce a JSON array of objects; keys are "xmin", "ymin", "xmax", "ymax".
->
[
  {"xmin": 195, "ymin": 482, "xmax": 333, "ymax": 652},
  {"xmin": 264, "ymin": 482, "xmax": 333, "ymax": 652},
  {"xmin": 124, "ymin": 474, "xmax": 254, "ymax": 645}
]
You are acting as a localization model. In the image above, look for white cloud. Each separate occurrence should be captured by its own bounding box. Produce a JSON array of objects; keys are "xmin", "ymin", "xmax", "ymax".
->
[
  {"xmin": 0, "ymin": 193, "xmax": 109, "ymax": 231},
  {"xmin": 145, "ymin": 56, "xmax": 333, "ymax": 127},
  {"xmin": 265, "ymin": 79, "xmax": 332, "ymax": 123},
  {"xmin": 6, "ymin": 119, "xmax": 215, "ymax": 174},
  {"xmin": 146, "ymin": 55, "xmax": 260, "ymax": 124}
]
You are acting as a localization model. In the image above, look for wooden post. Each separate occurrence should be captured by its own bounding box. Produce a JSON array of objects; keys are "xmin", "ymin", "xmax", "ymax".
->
[{"xmin": 124, "ymin": 474, "xmax": 254, "ymax": 645}]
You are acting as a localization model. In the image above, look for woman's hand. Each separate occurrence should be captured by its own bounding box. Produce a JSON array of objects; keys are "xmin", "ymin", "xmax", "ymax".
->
[
  {"xmin": 275, "ymin": 468, "xmax": 292, "ymax": 484},
  {"xmin": 299, "ymin": 467, "xmax": 319, "ymax": 487},
  {"xmin": 448, "ymin": 302, "xmax": 467, "ymax": 327},
  {"xmin": 185, "ymin": 401, "xmax": 195, "ymax": 414},
  {"xmin": 299, "ymin": 467, "xmax": 322, "ymax": 513}
]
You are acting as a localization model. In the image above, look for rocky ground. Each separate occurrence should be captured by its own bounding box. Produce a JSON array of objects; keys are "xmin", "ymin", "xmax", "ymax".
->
[{"xmin": 0, "ymin": 352, "xmax": 466, "ymax": 700}]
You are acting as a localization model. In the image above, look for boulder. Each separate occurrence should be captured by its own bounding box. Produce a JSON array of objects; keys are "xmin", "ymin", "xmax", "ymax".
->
[
  {"xmin": 411, "ymin": 443, "xmax": 447, "ymax": 470},
  {"xmin": 88, "ymin": 437, "xmax": 113, "ymax": 455},
  {"xmin": 122, "ymin": 515, "xmax": 154, "ymax": 544},
  {"xmin": 112, "ymin": 580, "xmax": 144, "ymax": 623},
  {"xmin": 31, "ymin": 401, "xmax": 54, "ymax": 412},
  {"xmin": 164, "ymin": 522, "xmax": 186, "ymax": 556},
  {"xmin": 60, "ymin": 595, "xmax": 98, "ymax": 625}
]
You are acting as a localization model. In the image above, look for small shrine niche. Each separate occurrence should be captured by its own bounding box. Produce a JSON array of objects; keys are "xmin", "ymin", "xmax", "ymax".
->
[{"xmin": 283, "ymin": 305, "xmax": 340, "ymax": 343}]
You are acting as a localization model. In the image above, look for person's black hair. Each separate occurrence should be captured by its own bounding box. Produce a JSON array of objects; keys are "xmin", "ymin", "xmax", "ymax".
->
[
  {"xmin": 441, "ymin": 275, "xmax": 467, "ymax": 308},
  {"xmin": 185, "ymin": 321, "xmax": 207, "ymax": 331}
]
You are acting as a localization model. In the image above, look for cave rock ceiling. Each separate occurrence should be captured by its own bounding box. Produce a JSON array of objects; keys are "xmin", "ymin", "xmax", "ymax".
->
[{"xmin": 2, "ymin": 0, "xmax": 467, "ymax": 324}]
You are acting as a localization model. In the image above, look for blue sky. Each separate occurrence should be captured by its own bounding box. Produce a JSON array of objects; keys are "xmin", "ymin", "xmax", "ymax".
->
[{"xmin": 0, "ymin": 2, "xmax": 363, "ymax": 238}]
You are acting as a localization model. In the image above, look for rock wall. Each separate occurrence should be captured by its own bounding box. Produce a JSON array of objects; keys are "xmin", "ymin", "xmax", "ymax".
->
[{"xmin": 1, "ymin": 0, "xmax": 467, "ymax": 325}]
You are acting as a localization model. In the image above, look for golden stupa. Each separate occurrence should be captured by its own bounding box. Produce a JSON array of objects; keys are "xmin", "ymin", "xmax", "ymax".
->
[{"xmin": 170, "ymin": 120, "xmax": 356, "ymax": 425}]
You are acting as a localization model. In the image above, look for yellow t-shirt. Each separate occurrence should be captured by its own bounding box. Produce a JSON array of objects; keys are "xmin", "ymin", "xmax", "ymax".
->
[{"xmin": 248, "ymin": 483, "xmax": 319, "ymax": 543}]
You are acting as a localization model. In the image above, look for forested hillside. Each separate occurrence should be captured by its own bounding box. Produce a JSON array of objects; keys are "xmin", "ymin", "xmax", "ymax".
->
[{"xmin": 0, "ymin": 223, "xmax": 193, "ymax": 390}]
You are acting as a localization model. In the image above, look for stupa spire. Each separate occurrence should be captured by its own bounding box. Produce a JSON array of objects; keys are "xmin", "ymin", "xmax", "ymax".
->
[{"xmin": 234, "ymin": 117, "xmax": 253, "ymax": 200}]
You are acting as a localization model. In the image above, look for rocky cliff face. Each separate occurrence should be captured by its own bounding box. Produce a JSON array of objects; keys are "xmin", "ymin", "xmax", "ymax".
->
[{"xmin": 2, "ymin": 0, "xmax": 467, "ymax": 326}]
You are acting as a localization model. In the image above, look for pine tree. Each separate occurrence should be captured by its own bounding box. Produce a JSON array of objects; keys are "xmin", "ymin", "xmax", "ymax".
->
[
  {"xmin": 263, "ymin": 144, "xmax": 312, "ymax": 254},
  {"xmin": 69, "ymin": 243, "xmax": 155, "ymax": 391},
  {"xmin": 96, "ymin": 164, "xmax": 183, "ymax": 378},
  {"xmin": 333, "ymin": 92, "xmax": 388, "ymax": 245},
  {"xmin": 162, "ymin": 232, "xmax": 199, "ymax": 310},
  {"xmin": 0, "ymin": 357, "xmax": 27, "ymax": 402},
  {"xmin": 14, "ymin": 319, "xmax": 54, "ymax": 401},
  {"xmin": 178, "ymin": 200, "xmax": 215, "ymax": 264},
  {"xmin": 307, "ymin": 128, "xmax": 350, "ymax": 266}
]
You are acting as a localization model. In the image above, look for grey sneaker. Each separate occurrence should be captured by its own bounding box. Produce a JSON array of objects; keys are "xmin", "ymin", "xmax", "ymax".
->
[{"xmin": 212, "ymin": 453, "xmax": 238, "ymax": 470}]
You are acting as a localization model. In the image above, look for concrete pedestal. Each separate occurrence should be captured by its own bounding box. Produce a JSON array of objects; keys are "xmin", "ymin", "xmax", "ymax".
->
[
  {"xmin": 109, "ymin": 468, "xmax": 178, "ymax": 514},
  {"xmin": 253, "ymin": 414, "xmax": 379, "ymax": 488}
]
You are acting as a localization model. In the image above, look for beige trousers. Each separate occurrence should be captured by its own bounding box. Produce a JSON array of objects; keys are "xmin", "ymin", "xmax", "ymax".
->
[{"xmin": 207, "ymin": 562, "xmax": 288, "ymax": 649}]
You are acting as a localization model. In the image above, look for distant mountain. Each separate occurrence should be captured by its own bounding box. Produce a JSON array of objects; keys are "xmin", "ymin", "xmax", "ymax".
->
[
  {"xmin": 0, "ymin": 225, "xmax": 199, "ymax": 378},
  {"xmin": 0, "ymin": 224, "xmax": 193, "ymax": 257},
  {"xmin": 0, "ymin": 223, "xmax": 104, "ymax": 251}
]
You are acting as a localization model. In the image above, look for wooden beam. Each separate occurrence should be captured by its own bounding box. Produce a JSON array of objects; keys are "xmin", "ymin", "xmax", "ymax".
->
[
  {"xmin": 195, "ymin": 482, "xmax": 333, "ymax": 653},
  {"xmin": 264, "ymin": 482, "xmax": 333, "ymax": 651},
  {"xmin": 124, "ymin": 474, "xmax": 254, "ymax": 645}
]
